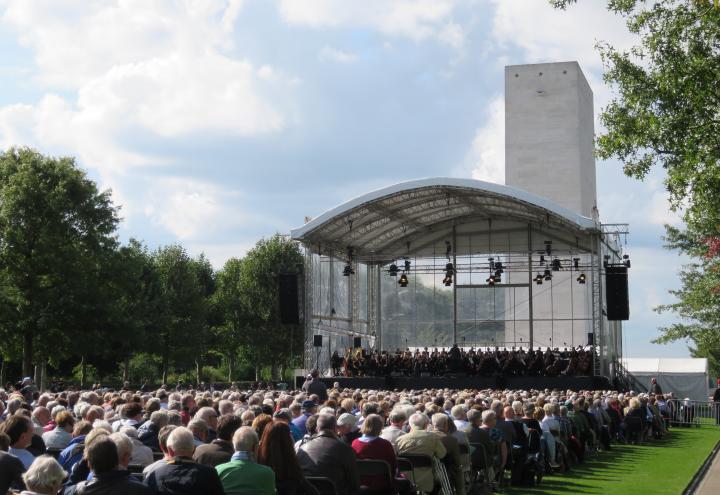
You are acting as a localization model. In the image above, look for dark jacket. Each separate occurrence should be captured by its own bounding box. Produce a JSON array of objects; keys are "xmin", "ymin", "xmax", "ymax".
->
[
  {"xmin": 137, "ymin": 421, "xmax": 161, "ymax": 451},
  {"xmin": 193, "ymin": 439, "xmax": 234, "ymax": 467},
  {"xmin": 145, "ymin": 456, "xmax": 225, "ymax": 495},
  {"xmin": 306, "ymin": 380, "xmax": 328, "ymax": 403},
  {"xmin": 297, "ymin": 431, "xmax": 359, "ymax": 495},
  {"xmin": 0, "ymin": 451, "xmax": 25, "ymax": 494},
  {"xmin": 63, "ymin": 469, "xmax": 152, "ymax": 495}
]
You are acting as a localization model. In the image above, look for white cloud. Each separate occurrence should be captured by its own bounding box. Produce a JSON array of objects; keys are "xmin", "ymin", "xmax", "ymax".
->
[
  {"xmin": 277, "ymin": 0, "xmax": 463, "ymax": 47},
  {"xmin": 465, "ymin": 95, "xmax": 504, "ymax": 184},
  {"xmin": 318, "ymin": 45, "xmax": 358, "ymax": 64},
  {"xmin": 143, "ymin": 177, "xmax": 245, "ymax": 241}
]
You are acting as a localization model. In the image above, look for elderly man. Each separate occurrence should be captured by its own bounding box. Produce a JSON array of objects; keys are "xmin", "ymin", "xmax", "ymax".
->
[
  {"xmin": 144, "ymin": 426, "xmax": 225, "ymax": 495},
  {"xmin": 337, "ymin": 413, "xmax": 361, "ymax": 444},
  {"xmin": 432, "ymin": 413, "xmax": 465, "ymax": 495},
  {"xmin": 194, "ymin": 415, "xmax": 242, "ymax": 467},
  {"xmin": 57, "ymin": 421, "xmax": 93, "ymax": 472},
  {"xmin": 216, "ymin": 426, "xmax": 275, "ymax": 495},
  {"xmin": 381, "ymin": 409, "xmax": 407, "ymax": 449},
  {"xmin": 298, "ymin": 414, "xmax": 359, "ymax": 495},
  {"xmin": 396, "ymin": 413, "xmax": 447, "ymax": 494},
  {"xmin": 138, "ymin": 410, "xmax": 169, "ymax": 451},
  {"xmin": 142, "ymin": 425, "xmax": 176, "ymax": 478},
  {"xmin": 194, "ymin": 407, "xmax": 219, "ymax": 442},
  {"xmin": 120, "ymin": 427, "xmax": 154, "ymax": 467},
  {"xmin": 188, "ymin": 418, "xmax": 208, "ymax": 446}
]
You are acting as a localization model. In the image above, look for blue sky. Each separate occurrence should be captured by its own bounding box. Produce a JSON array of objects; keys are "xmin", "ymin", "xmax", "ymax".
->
[{"xmin": 0, "ymin": 0, "xmax": 692, "ymax": 358}]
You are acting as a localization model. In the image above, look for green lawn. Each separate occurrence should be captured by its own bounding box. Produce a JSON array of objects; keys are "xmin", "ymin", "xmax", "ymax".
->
[{"xmin": 506, "ymin": 427, "xmax": 720, "ymax": 495}]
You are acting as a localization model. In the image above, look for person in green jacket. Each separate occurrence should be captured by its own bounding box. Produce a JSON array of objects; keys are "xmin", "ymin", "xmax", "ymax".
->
[{"xmin": 216, "ymin": 426, "xmax": 275, "ymax": 495}]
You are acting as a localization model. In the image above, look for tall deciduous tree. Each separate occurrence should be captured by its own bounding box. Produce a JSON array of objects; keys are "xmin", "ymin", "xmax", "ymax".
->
[
  {"xmin": 212, "ymin": 258, "xmax": 247, "ymax": 382},
  {"xmin": 552, "ymin": 0, "xmax": 720, "ymax": 371},
  {"xmin": 153, "ymin": 245, "xmax": 207, "ymax": 384},
  {"xmin": 0, "ymin": 148, "xmax": 118, "ymax": 377},
  {"xmin": 239, "ymin": 235, "xmax": 303, "ymax": 380}
]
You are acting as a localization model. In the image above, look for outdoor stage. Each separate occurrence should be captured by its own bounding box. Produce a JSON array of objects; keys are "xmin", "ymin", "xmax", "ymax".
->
[{"xmin": 298, "ymin": 375, "xmax": 611, "ymax": 391}]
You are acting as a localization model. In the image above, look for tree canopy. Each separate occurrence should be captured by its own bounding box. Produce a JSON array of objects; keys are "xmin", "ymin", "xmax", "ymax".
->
[
  {"xmin": 0, "ymin": 147, "xmax": 304, "ymax": 385},
  {"xmin": 552, "ymin": 0, "xmax": 720, "ymax": 375}
]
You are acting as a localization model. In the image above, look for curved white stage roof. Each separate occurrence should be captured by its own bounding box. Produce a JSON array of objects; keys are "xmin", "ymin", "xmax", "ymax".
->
[{"xmin": 291, "ymin": 177, "xmax": 598, "ymax": 255}]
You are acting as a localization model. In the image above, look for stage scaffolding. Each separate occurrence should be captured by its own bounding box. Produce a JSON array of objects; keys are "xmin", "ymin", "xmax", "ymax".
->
[{"xmin": 291, "ymin": 179, "xmax": 627, "ymax": 379}]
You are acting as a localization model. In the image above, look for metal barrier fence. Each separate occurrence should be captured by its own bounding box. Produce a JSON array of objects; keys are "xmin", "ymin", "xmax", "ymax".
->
[{"xmin": 666, "ymin": 399, "xmax": 720, "ymax": 427}]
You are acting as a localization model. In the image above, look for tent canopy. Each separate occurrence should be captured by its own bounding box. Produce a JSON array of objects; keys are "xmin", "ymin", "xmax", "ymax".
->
[
  {"xmin": 623, "ymin": 357, "xmax": 709, "ymax": 401},
  {"xmin": 623, "ymin": 357, "xmax": 708, "ymax": 374}
]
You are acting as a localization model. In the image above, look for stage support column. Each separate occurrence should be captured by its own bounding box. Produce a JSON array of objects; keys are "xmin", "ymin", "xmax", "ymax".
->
[
  {"xmin": 527, "ymin": 225, "xmax": 534, "ymax": 348},
  {"xmin": 452, "ymin": 224, "xmax": 457, "ymax": 345}
]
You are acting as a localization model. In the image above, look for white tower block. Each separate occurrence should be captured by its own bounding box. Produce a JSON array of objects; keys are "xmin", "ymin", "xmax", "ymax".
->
[{"xmin": 505, "ymin": 62, "xmax": 597, "ymax": 218}]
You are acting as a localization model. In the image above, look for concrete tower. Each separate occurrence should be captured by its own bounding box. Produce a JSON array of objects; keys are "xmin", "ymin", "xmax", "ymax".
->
[{"xmin": 505, "ymin": 61, "xmax": 597, "ymax": 218}]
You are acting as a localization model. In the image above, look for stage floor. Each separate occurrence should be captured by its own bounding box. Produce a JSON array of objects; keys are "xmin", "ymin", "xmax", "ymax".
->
[{"xmin": 297, "ymin": 375, "xmax": 611, "ymax": 391}]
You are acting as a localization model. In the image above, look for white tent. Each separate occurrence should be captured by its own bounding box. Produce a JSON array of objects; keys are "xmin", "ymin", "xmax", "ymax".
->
[{"xmin": 622, "ymin": 357, "xmax": 709, "ymax": 401}]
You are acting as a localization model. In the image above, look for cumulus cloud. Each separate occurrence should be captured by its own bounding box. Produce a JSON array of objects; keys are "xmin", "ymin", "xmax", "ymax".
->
[
  {"xmin": 277, "ymin": 0, "xmax": 464, "ymax": 47},
  {"xmin": 143, "ymin": 177, "xmax": 245, "ymax": 241},
  {"xmin": 0, "ymin": 0, "xmax": 290, "ymax": 174},
  {"xmin": 465, "ymin": 95, "xmax": 504, "ymax": 184}
]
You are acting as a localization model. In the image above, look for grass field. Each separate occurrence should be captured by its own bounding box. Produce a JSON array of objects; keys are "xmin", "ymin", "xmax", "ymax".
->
[{"xmin": 506, "ymin": 426, "xmax": 720, "ymax": 495}]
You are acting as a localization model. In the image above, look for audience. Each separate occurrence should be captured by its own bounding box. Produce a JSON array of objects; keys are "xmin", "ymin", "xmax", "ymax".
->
[{"xmin": 0, "ymin": 377, "xmax": 682, "ymax": 495}]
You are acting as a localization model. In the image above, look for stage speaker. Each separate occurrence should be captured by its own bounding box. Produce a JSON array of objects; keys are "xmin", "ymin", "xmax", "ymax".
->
[
  {"xmin": 587, "ymin": 333, "xmax": 594, "ymax": 346},
  {"xmin": 353, "ymin": 337, "xmax": 362, "ymax": 348},
  {"xmin": 605, "ymin": 266, "xmax": 629, "ymax": 321},
  {"xmin": 279, "ymin": 273, "xmax": 300, "ymax": 324},
  {"xmin": 313, "ymin": 335, "xmax": 323, "ymax": 347}
]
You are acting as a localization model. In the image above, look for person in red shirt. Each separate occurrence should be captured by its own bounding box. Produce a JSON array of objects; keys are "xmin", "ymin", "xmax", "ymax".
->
[{"xmin": 351, "ymin": 414, "xmax": 397, "ymax": 491}]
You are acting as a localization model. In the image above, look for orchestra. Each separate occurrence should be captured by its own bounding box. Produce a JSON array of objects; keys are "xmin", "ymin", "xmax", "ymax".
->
[{"xmin": 331, "ymin": 344, "xmax": 594, "ymax": 378}]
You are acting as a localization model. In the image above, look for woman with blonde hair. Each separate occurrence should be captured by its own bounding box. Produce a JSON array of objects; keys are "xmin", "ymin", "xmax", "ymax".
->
[{"xmin": 21, "ymin": 455, "xmax": 67, "ymax": 495}]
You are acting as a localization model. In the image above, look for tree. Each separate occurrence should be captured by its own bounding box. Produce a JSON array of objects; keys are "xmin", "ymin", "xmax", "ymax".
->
[
  {"xmin": 238, "ymin": 235, "xmax": 303, "ymax": 380},
  {"xmin": 552, "ymin": 0, "xmax": 720, "ymax": 370},
  {"xmin": 212, "ymin": 258, "xmax": 247, "ymax": 382},
  {"xmin": 0, "ymin": 148, "xmax": 118, "ymax": 377},
  {"xmin": 152, "ymin": 245, "xmax": 208, "ymax": 384}
]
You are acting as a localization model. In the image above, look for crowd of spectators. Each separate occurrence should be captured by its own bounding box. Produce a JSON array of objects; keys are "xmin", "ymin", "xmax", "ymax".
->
[
  {"xmin": 333, "ymin": 345, "xmax": 595, "ymax": 378},
  {"xmin": 0, "ymin": 375, "xmax": 677, "ymax": 495}
]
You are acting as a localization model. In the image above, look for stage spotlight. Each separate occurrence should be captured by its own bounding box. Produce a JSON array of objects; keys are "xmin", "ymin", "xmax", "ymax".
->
[
  {"xmin": 342, "ymin": 263, "xmax": 354, "ymax": 276},
  {"xmin": 488, "ymin": 257, "xmax": 495, "ymax": 270},
  {"xmin": 388, "ymin": 264, "xmax": 398, "ymax": 276},
  {"xmin": 404, "ymin": 259, "xmax": 411, "ymax": 272},
  {"xmin": 534, "ymin": 273, "xmax": 543, "ymax": 285},
  {"xmin": 573, "ymin": 257, "xmax": 580, "ymax": 269},
  {"xmin": 443, "ymin": 262, "xmax": 454, "ymax": 286},
  {"xmin": 551, "ymin": 258, "xmax": 562, "ymax": 271},
  {"xmin": 443, "ymin": 274, "xmax": 453, "ymax": 287},
  {"xmin": 398, "ymin": 273, "xmax": 409, "ymax": 287},
  {"xmin": 623, "ymin": 254, "xmax": 631, "ymax": 268},
  {"xmin": 543, "ymin": 269, "xmax": 552, "ymax": 281},
  {"xmin": 577, "ymin": 273, "xmax": 586, "ymax": 284},
  {"xmin": 486, "ymin": 274, "xmax": 496, "ymax": 285},
  {"xmin": 494, "ymin": 261, "xmax": 504, "ymax": 274}
]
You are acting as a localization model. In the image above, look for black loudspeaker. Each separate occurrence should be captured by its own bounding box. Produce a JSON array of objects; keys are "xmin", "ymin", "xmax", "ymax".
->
[
  {"xmin": 606, "ymin": 266, "xmax": 629, "ymax": 321},
  {"xmin": 353, "ymin": 337, "xmax": 362, "ymax": 348},
  {"xmin": 279, "ymin": 273, "xmax": 300, "ymax": 324},
  {"xmin": 313, "ymin": 335, "xmax": 323, "ymax": 347},
  {"xmin": 587, "ymin": 333, "xmax": 594, "ymax": 346}
]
